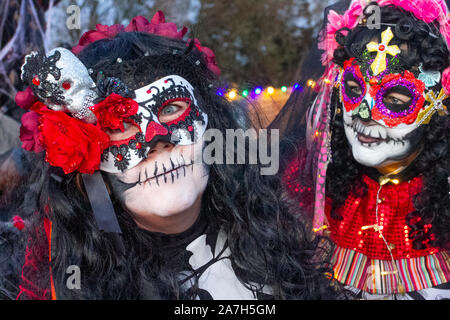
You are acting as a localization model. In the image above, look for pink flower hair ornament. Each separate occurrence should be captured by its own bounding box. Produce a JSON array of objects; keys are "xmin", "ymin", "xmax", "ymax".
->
[{"xmin": 319, "ymin": 0, "xmax": 450, "ymax": 66}]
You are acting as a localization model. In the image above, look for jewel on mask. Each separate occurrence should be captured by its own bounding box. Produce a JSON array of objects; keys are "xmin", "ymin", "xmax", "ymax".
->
[
  {"xmin": 96, "ymin": 74, "xmax": 135, "ymax": 99},
  {"xmin": 366, "ymin": 27, "xmax": 401, "ymax": 76},
  {"xmin": 418, "ymin": 64, "xmax": 441, "ymax": 88},
  {"xmin": 62, "ymin": 81, "xmax": 71, "ymax": 90},
  {"xmin": 116, "ymin": 58, "xmax": 122, "ymax": 63},
  {"xmin": 32, "ymin": 75, "xmax": 40, "ymax": 86},
  {"xmin": 369, "ymin": 78, "xmax": 379, "ymax": 86}
]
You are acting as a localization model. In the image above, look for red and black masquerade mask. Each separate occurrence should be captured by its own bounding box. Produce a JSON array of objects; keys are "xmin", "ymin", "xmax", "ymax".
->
[{"xmin": 18, "ymin": 12, "xmax": 217, "ymax": 175}]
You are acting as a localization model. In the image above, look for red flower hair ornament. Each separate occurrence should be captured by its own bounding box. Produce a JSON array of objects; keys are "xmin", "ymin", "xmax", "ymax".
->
[
  {"xmin": 24, "ymin": 101, "xmax": 110, "ymax": 174},
  {"xmin": 72, "ymin": 11, "xmax": 220, "ymax": 76}
]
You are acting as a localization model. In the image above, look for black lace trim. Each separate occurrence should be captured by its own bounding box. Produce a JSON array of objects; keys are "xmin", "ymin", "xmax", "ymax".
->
[
  {"xmin": 21, "ymin": 50, "xmax": 66, "ymax": 105},
  {"xmin": 107, "ymin": 132, "xmax": 151, "ymax": 171},
  {"xmin": 144, "ymin": 78, "xmax": 206, "ymax": 142},
  {"xmin": 96, "ymin": 72, "xmax": 136, "ymax": 99}
]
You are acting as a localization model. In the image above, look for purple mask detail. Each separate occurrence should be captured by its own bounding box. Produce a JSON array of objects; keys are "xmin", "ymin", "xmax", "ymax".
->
[{"xmin": 374, "ymin": 78, "xmax": 419, "ymax": 118}]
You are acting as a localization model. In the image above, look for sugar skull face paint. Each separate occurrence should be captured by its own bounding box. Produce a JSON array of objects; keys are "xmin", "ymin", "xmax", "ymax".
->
[
  {"xmin": 108, "ymin": 138, "xmax": 209, "ymax": 228},
  {"xmin": 100, "ymin": 75, "xmax": 208, "ymax": 173},
  {"xmin": 340, "ymin": 56, "xmax": 441, "ymax": 168}
]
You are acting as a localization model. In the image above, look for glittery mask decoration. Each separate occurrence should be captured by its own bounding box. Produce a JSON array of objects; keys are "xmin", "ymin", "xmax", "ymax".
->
[
  {"xmin": 340, "ymin": 58, "xmax": 367, "ymax": 112},
  {"xmin": 341, "ymin": 54, "xmax": 449, "ymax": 128},
  {"xmin": 21, "ymin": 47, "xmax": 98, "ymax": 123},
  {"xmin": 369, "ymin": 70, "xmax": 426, "ymax": 127},
  {"xmin": 340, "ymin": 56, "xmax": 430, "ymax": 127},
  {"xmin": 366, "ymin": 27, "xmax": 401, "ymax": 76},
  {"xmin": 417, "ymin": 88, "xmax": 449, "ymax": 125},
  {"xmin": 418, "ymin": 64, "xmax": 441, "ymax": 88}
]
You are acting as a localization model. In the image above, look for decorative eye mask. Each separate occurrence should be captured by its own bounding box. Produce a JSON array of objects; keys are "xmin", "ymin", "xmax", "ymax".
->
[
  {"xmin": 99, "ymin": 75, "xmax": 208, "ymax": 173},
  {"xmin": 19, "ymin": 48, "xmax": 208, "ymax": 175},
  {"xmin": 340, "ymin": 50, "xmax": 448, "ymax": 127}
]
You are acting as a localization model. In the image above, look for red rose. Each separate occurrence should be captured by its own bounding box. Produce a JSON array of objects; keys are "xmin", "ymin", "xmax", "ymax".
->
[
  {"xmin": 72, "ymin": 24, "xmax": 125, "ymax": 54},
  {"xmin": 12, "ymin": 216, "xmax": 25, "ymax": 231},
  {"xmin": 20, "ymin": 110, "xmax": 44, "ymax": 153},
  {"xmin": 35, "ymin": 105, "xmax": 110, "ymax": 174},
  {"xmin": 89, "ymin": 93, "xmax": 139, "ymax": 132},
  {"xmin": 15, "ymin": 87, "xmax": 38, "ymax": 110},
  {"xmin": 125, "ymin": 12, "xmax": 188, "ymax": 39},
  {"xmin": 189, "ymin": 38, "xmax": 221, "ymax": 76}
]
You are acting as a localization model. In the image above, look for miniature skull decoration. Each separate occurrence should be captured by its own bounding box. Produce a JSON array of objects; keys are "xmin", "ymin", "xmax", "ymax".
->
[{"xmin": 21, "ymin": 47, "xmax": 97, "ymax": 123}]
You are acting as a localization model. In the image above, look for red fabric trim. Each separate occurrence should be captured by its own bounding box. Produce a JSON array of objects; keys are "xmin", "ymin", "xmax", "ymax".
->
[{"xmin": 16, "ymin": 216, "xmax": 53, "ymax": 300}]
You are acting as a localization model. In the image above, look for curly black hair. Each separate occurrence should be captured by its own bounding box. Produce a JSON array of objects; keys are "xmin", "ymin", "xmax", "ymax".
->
[
  {"xmin": 16, "ymin": 31, "xmax": 340, "ymax": 300},
  {"xmin": 327, "ymin": 4, "xmax": 450, "ymax": 250}
]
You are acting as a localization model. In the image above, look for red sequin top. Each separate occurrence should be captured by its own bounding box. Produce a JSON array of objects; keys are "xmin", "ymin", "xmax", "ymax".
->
[
  {"xmin": 283, "ymin": 152, "xmax": 441, "ymax": 261},
  {"xmin": 325, "ymin": 175, "xmax": 439, "ymax": 260}
]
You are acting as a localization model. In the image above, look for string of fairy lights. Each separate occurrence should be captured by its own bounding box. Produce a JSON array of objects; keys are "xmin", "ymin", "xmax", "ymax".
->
[{"xmin": 216, "ymin": 79, "xmax": 319, "ymax": 100}]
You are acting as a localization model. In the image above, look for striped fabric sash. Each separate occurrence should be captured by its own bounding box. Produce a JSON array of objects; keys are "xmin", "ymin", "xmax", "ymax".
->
[{"xmin": 332, "ymin": 246, "xmax": 450, "ymax": 295}]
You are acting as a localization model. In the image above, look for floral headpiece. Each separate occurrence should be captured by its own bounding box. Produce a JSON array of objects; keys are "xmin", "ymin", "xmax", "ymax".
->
[{"xmin": 72, "ymin": 11, "xmax": 220, "ymax": 76}]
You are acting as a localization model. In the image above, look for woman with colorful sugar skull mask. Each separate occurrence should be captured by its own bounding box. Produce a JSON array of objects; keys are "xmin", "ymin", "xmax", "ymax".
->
[
  {"xmin": 14, "ymin": 12, "xmax": 339, "ymax": 300},
  {"xmin": 278, "ymin": 0, "xmax": 450, "ymax": 299}
]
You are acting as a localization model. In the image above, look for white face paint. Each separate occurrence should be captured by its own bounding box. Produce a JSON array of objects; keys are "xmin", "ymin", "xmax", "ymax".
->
[
  {"xmin": 105, "ymin": 80, "xmax": 209, "ymax": 228},
  {"xmin": 339, "ymin": 57, "xmax": 431, "ymax": 168},
  {"xmin": 343, "ymin": 109, "xmax": 420, "ymax": 168},
  {"xmin": 111, "ymin": 138, "xmax": 209, "ymax": 222}
]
